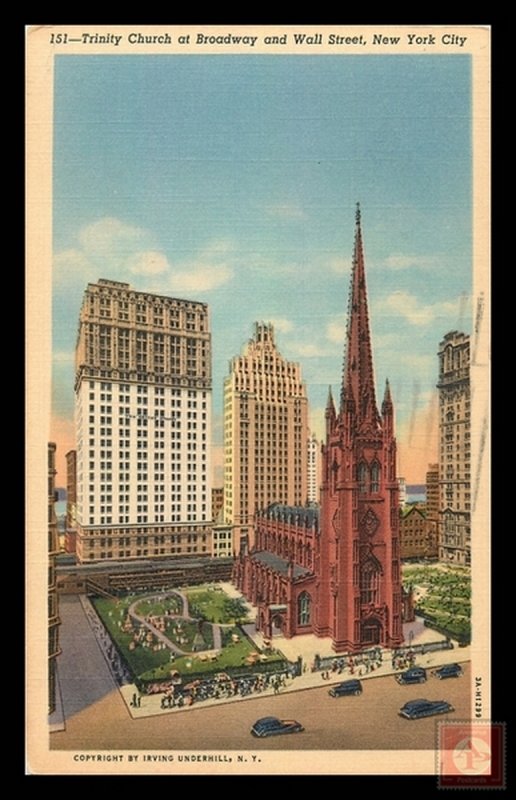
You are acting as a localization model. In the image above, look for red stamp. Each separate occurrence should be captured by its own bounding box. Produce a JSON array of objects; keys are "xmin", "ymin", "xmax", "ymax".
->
[{"xmin": 437, "ymin": 721, "xmax": 506, "ymax": 789}]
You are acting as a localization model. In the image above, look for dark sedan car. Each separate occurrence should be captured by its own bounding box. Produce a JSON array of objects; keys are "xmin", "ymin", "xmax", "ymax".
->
[
  {"xmin": 432, "ymin": 663, "xmax": 463, "ymax": 680},
  {"xmin": 251, "ymin": 716, "xmax": 304, "ymax": 738},
  {"xmin": 399, "ymin": 699, "xmax": 454, "ymax": 720},
  {"xmin": 329, "ymin": 679, "xmax": 363, "ymax": 697},
  {"xmin": 396, "ymin": 667, "xmax": 427, "ymax": 685}
]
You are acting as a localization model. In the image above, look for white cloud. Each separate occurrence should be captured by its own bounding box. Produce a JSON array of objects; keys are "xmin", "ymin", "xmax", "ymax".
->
[
  {"xmin": 327, "ymin": 257, "xmax": 349, "ymax": 274},
  {"xmin": 264, "ymin": 202, "xmax": 306, "ymax": 221},
  {"xmin": 399, "ymin": 354, "xmax": 435, "ymax": 372},
  {"xmin": 380, "ymin": 291, "xmax": 466, "ymax": 327},
  {"xmin": 54, "ymin": 221, "xmax": 236, "ymax": 295},
  {"xmin": 168, "ymin": 264, "xmax": 233, "ymax": 294},
  {"xmin": 128, "ymin": 251, "xmax": 171, "ymax": 276},
  {"xmin": 53, "ymin": 350, "xmax": 74, "ymax": 364},
  {"xmin": 166, "ymin": 239, "xmax": 236, "ymax": 293},
  {"xmin": 326, "ymin": 315, "xmax": 347, "ymax": 344},
  {"xmin": 78, "ymin": 217, "xmax": 152, "ymax": 260},
  {"xmin": 269, "ymin": 317, "xmax": 295, "ymax": 334},
  {"xmin": 381, "ymin": 254, "xmax": 440, "ymax": 271},
  {"xmin": 372, "ymin": 332, "xmax": 404, "ymax": 351},
  {"xmin": 289, "ymin": 341, "xmax": 330, "ymax": 358}
]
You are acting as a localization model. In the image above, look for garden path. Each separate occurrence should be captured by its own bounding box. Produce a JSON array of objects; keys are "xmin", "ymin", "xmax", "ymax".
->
[{"xmin": 127, "ymin": 590, "xmax": 223, "ymax": 655}]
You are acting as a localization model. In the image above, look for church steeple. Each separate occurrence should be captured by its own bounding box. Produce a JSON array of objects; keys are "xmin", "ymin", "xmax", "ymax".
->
[
  {"xmin": 342, "ymin": 203, "xmax": 379, "ymax": 429},
  {"xmin": 325, "ymin": 385, "xmax": 336, "ymax": 434}
]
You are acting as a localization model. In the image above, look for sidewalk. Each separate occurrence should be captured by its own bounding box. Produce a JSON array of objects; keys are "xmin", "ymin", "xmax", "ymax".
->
[
  {"xmin": 121, "ymin": 643, "xmax": 470, "ymax": 719},
  {"xmin": 73, "ymin": 590, "xmax": 470, "ymax": 722},
  {"xmin": 120, "ymin": 622, "xmax": 470, "ymax": 720}
]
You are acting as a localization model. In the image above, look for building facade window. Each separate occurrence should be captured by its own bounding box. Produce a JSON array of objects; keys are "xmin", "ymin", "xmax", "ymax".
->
[{"xmin": 297, "ymin": 591, "xmax": 311, "ymax": 626}]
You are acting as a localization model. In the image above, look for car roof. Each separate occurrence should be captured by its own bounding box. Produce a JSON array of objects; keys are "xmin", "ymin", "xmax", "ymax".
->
[
  {"xmin": 402, "ymin": 699, "xmax": 430, "ymax": 708},
  {"xmin": 439, "ymin": 663, "xmax": 460, "ymax": 670},
  {"xmin": 254, "ymin": 716, "xmax": 280, "ymax": 725},
  {"xmin": 337, "ymin": 679, "xmax": 360, "ymax": 686}
]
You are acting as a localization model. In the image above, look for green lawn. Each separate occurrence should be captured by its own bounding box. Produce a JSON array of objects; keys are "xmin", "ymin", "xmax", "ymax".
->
[
  {"xmin": 161, "ymin": 617, "xmax": 214, "ymax": 652},
  {"xmin": 92, "ymin": 597, "xmax": 171, "ymax": 675},
  {"xmin": 139, "ymin": 627, "xmax": 284, "ymax": 681},
  {"xmin": 134, "ymin": 595, "xmax": 183, "ymax": 618},
  {"xmin": 91, "ymin": 586, "xmax": 272, "ymax": 683},
  {"xmin": 185, "ymin": 588, "xmax": 250, "ymax": 624},
  {"xmin": 402, "ymin": 564, "xmax": 471, "ymax": 642}
]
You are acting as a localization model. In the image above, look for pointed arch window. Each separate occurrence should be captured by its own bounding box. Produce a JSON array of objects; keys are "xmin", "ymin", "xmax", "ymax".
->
[
  {"xmin": 370, "ymin": 461, "xmax": 380, "ymax": 493},
  {"xmin": 358, "ymin": 462, "xmax": 368, "ymax": 493},
  {"xmin": 297, "ymin": 592, "xmax": 311, "ymax": 626},
  {"xmin": 360, "ymin": 559, "xmax": 380, "ymax": 605}
]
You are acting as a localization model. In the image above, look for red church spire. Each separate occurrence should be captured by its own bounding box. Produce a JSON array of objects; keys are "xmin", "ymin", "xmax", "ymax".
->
[{"xmin": 342, "ymin": 204, "xmax": 380, "ymax": 430}]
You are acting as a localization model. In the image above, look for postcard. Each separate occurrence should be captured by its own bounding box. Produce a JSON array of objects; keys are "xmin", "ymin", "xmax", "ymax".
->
[{"xmin": 26, "ymin": 24, "xmax": 492, "ymax": 780}]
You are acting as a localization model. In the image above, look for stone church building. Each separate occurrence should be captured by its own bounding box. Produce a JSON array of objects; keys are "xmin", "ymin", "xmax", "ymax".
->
[{"xmin": 233, "ymin": 207, "xmax": 409, "ymax": 652}]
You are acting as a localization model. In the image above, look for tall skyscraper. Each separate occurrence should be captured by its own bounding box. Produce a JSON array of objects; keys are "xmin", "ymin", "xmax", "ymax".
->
[
  {"xmin": 74, "ymin": 279, "xmax": 212, "ymax": 562},
  {"xmin": 316, "ymin": 205, "xmax": 403, "ymax": 650},
  {"xmin": 65, "ymin": 449, "xmax": 77, "ymax": 554},
  {"xmin": 307, "ymin": 433, "xmax": 320, "ymax": 504},
  {"xmin": 224, "ymin": 322, "xmax": 308, "ymax": 552},
  {"xmin": 48, "ymin": 442, "xmax": 60, "ymax": 714},
  {"xmin": 426, "ymin": 462, "xmax": 439, "ymax": 522},
  {"xmin": 234, "ymin": 207, "xmax": 405, "ymax": 651},
  {"xmin": 437, "ymin": 331, "xmax": 471, "ymax": 564}
]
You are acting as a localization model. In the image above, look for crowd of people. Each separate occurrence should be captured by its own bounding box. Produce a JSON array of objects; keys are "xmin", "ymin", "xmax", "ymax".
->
[
  {"xmin": 391, "ymin": 650, "xmax": 417, "ymax": 671},
  {"xmin": 314, "ymin": 647, "xmax": 384, "ymax": 678},
  {"xmin": 145, "ymin": 670, "xmax": 292, "ymax": 710}
]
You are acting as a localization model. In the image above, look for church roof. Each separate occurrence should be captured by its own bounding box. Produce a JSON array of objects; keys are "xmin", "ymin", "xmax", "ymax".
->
[
  {"xmin": 249, "ymin": 550, "xmax": 313, "ymax": 579},
  {"xmin": 261, "ymin": 503, "xmax": 319, "ymax": 529}
]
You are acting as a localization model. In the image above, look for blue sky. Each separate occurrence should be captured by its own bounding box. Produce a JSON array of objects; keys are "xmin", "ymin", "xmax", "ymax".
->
[{"xmin": 52, "ymin": 54, "xmax": 472, "ymax": 482}]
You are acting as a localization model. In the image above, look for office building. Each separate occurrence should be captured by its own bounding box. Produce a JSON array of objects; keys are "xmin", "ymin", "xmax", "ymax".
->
[
  {"xmin": 437, "ymin": 332, "xmax": 471, "ymax": 564},
  {"xmin": 65, "ymin": 449, "xmax": 77, "ymax": 554},
  {"xmin": 74, "ymin": 279, "xmax": 212, "ymax": 562},
  {"xmin": 224, "ymin": 322, "xmax": 308, "ymax": 552}
]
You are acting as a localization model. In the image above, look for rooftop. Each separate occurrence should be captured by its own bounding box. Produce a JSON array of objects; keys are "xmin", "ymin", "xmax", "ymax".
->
[
  {"xmin": 250, "ymin": 550, "xmax": 313, "ymax": 580},
  {"xmin": 259, "ymin": 503, "xmax": 319, "ymax": 529}
]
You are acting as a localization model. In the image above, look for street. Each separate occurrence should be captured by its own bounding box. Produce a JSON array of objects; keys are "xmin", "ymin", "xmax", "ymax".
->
[{"xmin": 51, "ymin": 662, "xmax": 471, "ymax": 751}]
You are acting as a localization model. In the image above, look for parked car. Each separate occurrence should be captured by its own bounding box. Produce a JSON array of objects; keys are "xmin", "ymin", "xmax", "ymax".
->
[
  {"xmin": 432, "ymin": 663, "xmax": 463, "ymax": 680},
  {"xmin": 399, "ymin": 699, "xmax": 454, "ymax": 720},
  {"xmin": 329, "ymin": 679, "xmax": 363, "ymax": 697},
  {"xmin": 251, "ymin": 717, "xmax": 304, "ymax": 737},
  {"xmin": 396, "ymin": 667, "xmax": 427, "ymax": 685}
]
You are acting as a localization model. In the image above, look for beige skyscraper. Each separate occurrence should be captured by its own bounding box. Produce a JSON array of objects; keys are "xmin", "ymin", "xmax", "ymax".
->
[
  {"xmin": 437, "ymin": 331, "xmax": 471, "ymax": 564},
  {"xmin": 307, "ymin": 432, "xmax": 320, "ymax": 505},
  {"xmin": 74, "ymin": 279, "xmax": 212, "ymax": 562},
  {"xmin": 224, "ymin": 322, "xmax": 308, "ymax": 552}
]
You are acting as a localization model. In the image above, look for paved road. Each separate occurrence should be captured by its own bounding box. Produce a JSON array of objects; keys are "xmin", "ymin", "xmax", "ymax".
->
[
  {"xmin": 51, "ymin": 662, "xmax": 470, "ymax": 751},
  {"xmin": 56, "ymin": 596, "xmax": 118, "ymax": 722}
]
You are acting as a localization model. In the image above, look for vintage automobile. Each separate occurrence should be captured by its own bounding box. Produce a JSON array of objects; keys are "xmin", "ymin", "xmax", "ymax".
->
[
  {"xmin": 328, "ymin": 679, "xmax": 363, "ymax": 697},
  {"xmin": 251, "ymin": 716, "xmax": 304, "ymax": 737},
  {"xmin": 432, "ymin": 663, "xmax": 463, "ymax": 680},
  {"xmin": 399, "ymin": 699, "xmax": 454, "ymax": 720},
  {"xmin": 396, "ymin": 667, "xmax": 427, "ymax": 685}
]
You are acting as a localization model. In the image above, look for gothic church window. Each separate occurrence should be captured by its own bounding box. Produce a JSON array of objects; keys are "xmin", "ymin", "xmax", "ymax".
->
[
  {"xmin": 297, "ymin": 592, "xmax": 311, "ymax": 626},
  {"xmin": 358, "ymin": 462, "xmax": 368, "ymax": 493},
  {"xmin": 370, "ymin": 461, "xmax": 380, "ymax": 493}
]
